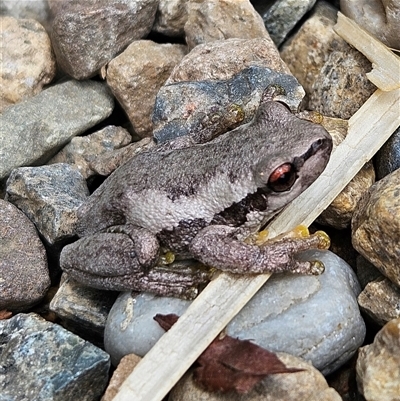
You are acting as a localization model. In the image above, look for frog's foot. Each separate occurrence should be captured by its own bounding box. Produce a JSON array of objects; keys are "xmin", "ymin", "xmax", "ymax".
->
[
  {"xmin": 189, "ymin": 225, "xmax": 329, "ymax": 276},
  {"xmin": 60, "ymin": 225, "xmax": 210, "ymax": 298}
]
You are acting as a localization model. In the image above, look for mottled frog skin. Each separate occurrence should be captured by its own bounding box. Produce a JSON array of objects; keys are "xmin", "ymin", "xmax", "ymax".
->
[{"xmin": 61, "ymin": 90, "xmax": 332, "ymax": 298}]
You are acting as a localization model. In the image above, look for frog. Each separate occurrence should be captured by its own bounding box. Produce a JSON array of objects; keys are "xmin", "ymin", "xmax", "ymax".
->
[{"xmin": 60, "ymin": 87, "xmax": 333, "ymax": 299}]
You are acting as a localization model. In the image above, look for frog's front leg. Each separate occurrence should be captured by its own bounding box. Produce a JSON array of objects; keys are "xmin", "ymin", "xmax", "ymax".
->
[
  {"xmin": 189, "ymin": 225, "xmax": 329, "ymax": 275},
  {"xmin": 60, "ymin": 225, "xmax": 209, "ymax": 298}
]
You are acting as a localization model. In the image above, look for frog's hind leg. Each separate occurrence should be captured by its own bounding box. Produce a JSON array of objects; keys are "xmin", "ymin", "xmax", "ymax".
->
[
  {"xmin": 189, "ymin": 225, "xmax": 328, "ymax": 275},
  {"xmin": 60, "ymin": 224, "xmax": 209, "ymax": 298}
]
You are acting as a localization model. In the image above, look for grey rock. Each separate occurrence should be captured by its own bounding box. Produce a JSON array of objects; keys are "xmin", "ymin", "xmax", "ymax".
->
[
  {"xmin": 106, "ymin": 40, "xmax": 187, "ymax": 138},
  {"xmin": 340, "ymin": 0, "xmax": 400, "ymax": 49},
  {"xmin": 375, "ymin": 126, "xmax": 400, "ymax": 180},
  {"xmin": 0, "ymin": 16, "xmax": 56, "ymax": 112},
  {"xmin": 358, "ymin": 278, "xmax": 400, "ymax": 326},
  {"xmin": 0, "ymin": 313, "xmax": 110, "ymax": 401},
  {"xmin": 352, "ymin": 169, "xmax": 400, "ymax": 288},
  {"xmin": 0, "ymin": 0, "xmax": 52, "ymax": 32},
  {"xmin": 153, "ymin": 65, "xmax": 304, "ymax": 143},
  {"xmin": 356, "ymin": 318, "xmax": 400, "ymax": 401},
  {"xmin": 50, "ymin": 275, "xmax": 119, "ymax": 346},
  {"xmin": 152, "ymin": 0, "xmax": 188, "ymax": 37},
  {"xmin": 48, "ymin": 125, "xmax": 132, "ymax": 179},
  {"xmin": 51, "ymin": 0, "xmax": 158, "ymax": 79},
  {"xmin": 184, "ymin": 0, "xmax": 269, "ymax": 49},
  {"xmin": 0, "ymin": 199, "xmax": 50, "ymax": 311},
  {"xmin": 105, "ymin": 250, "xmax": 365, "ymax": 374},
  {"xmin": 105, "ymin": 291, "xmax": 191, "ymax": 366},
  {"xmin": 170, "ymin": 353, "xmax": 342, "ymax": 401},
  {"xmin": 5, "ymin": 164, "xmax": 89, "ymax": 245},
  {"xmin": 253, "ymin": 0, "xmax": 318, "ymax": 46},
  {"xmin": 0, "ymin": 79, "xmax": 114, "ymax": 182}
]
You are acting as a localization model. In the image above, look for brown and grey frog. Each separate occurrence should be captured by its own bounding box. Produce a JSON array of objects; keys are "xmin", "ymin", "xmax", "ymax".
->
[{"xmin": 60, "ymin": 89, "xmax": 333, "ymax": 298}]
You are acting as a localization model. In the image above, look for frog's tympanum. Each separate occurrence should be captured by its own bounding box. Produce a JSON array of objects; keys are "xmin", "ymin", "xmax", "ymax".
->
[{"xmin": 61, "ymin": 88, "xmax": 333, "ymax": 298}]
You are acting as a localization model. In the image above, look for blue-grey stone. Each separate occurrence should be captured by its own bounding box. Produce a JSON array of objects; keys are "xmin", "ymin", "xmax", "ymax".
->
[
  {"xmin": 6, "ymin": 163, "xmax": 89, "ymax": 245},
  {"xmin": 0, "ymin": 80, "xmax": 114, "ymax": 182},
  {"xmin": 152, "ymin": 65, "xmax": 304, "ymax": 143},
  {"xmin": 0, "ymin": 313, "xmax": 110, "ymax": 401},
  {"xmin": 105, "ymin": 250, "xmax": 365, "ymax": 374}
]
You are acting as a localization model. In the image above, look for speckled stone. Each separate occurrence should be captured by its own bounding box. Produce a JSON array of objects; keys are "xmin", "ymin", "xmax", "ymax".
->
[
  {"xmin": 356, "ymin": 318, "xmax": 400, "ymax": 401},
  {"xmin": 51, "ymin": 0, "xmax": 158, "ymax": 79},
  {"xmin": 105, "ymin": 250, "xmax": 365, "ymax": 375},
  {"xmin": 0, "ymin": 16, "xmax": 56, "ymax": 111},
  {"xmin": 50, "ymin": 275, "xmax": 119, "ymax": 346},
  {"xmin": 48, "ymin": 126, "xmax": 132, "ymax": 179},
  {"xmin": 107, "ymin": 40, "xmax": 187, "ymax": 138},
  {"xmin": 0, "ymin": 79, "xmax": 114, "ymax": 182},
  {"xmin": 358, "ymin": 278, "xmax": 400, "ymax": 326},
  {"xmin": 0, "ymin": 199, "xmax": 50, "ymax": 311},
  {"xmin": 352, "ymin": 169, "xmax": 400, "ymax": 288},
  {"xmin": 5, "ymin": 164, "xmax": 89, "ymax": 245},
  {"xmin": 0, "ymin": 313, "xmax": 110, "ymax": 401},
  {"xmin": 184, "ymin": 0, "xmax": 269, "ymax": 49},
  {"xmin": 280, "ymin": 1, "xmax": 341, "ymax": 96},
  {"xmin": 169, "ymin": 353, "xmax": 342, "ymax": 401}
]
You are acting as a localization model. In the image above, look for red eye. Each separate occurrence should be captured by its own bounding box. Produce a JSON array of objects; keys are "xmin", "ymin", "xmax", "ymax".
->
[{"xmin": 268, "ymin": 163, "xmax": 297, "ymax": 192}]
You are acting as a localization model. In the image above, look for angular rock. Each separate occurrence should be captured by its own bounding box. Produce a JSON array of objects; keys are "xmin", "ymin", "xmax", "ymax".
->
[
  {"xmin": 341, "ymin": 0, "xmax": 400, "ymax": 49},
  {"xmin": 308, "ymin": 41, "xmax": 376, "ymax": 119},
  {"xmin": 0, "ymin": 199, "xmax": 50, "ymax": 311},
  {"xmin": 153, "ymin": 65, "xmax": 304, "ymax": 143},
  {"xmin": 167, "ymin": 37, "xmax": 291, "ymax": 84},
  {"xmin": 50, "ymin": 276, "xmax": 119, "ymax": 346},
  {"xmin": 107, "ymin": 40, "xmax": 187, "ymax": 138},
  {"xmin": 356, "ymin": 318, "xmax": 400, "ymax": 401},
  {"xmin": 358, "ymin": 278, "xmax": 400, "ymax": 326},
  {"xmin": 101, "ymin": 354, "xmax": 141, "ymax": 401},
  {"xmin": 169, "ymin": 353, "xmax": 342, "ymax": 401},
  {"xmin": 184, "ymin": 0, "xmax": 269, "ymax": 49},
  {"xmin": 90, "ymin": 137, "xmax": 155, "ymax": 177},
  {"xmin": 280, "ymin": 1, "xmax": 341, "ymax": 96},
  {"xmin": 253, "ymin": 0, "xmax": 318, "ymax": 46},
  {"xmin": 0, "ymin": 79, "xmax": 114, "ymax": 182},
  {"xmin": 0, "ymin": 16, "xmax": 56, "ymax": 111},
  {"xmin": 374, "ymin": 126, "xmax": 400, "ymax": 180},
  {"xmin": 152, "ymin": 0, "xmax": 188, "ymax": 37},
  {"xmin": 51, "ymin": 0, "xmax": 158, "ymax": 79},
  {"xmin": 0, "ymin": 0, "xmax": 52, "ymax": 32},
  {"xmin": 352, "ymin": 169, "xmax": 400, "ymax": 288},
  {"xmin": 5, "ymin": 164, "xmax": 89, "ymax": 245},
  {"xmin": 105, "ymin": 250, "xmax": 365, "ymax": 374},
  {"xmin": 48, "ymin": 126, "xmax": 131, "ymax": 179},
  {"xmin": 0, "ymin": 313, "xmax": 110, "ymax": 401}
]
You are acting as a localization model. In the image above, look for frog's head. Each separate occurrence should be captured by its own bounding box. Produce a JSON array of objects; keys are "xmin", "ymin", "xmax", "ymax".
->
[{"xmin": 252, "ymin": 100, "xmax": 333, "ymax": 216}]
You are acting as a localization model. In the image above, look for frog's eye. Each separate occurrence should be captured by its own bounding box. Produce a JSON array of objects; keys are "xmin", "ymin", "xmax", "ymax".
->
[{"xmin": 268, "ymin": 163, "xmax": 297, "ymax": 192}]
